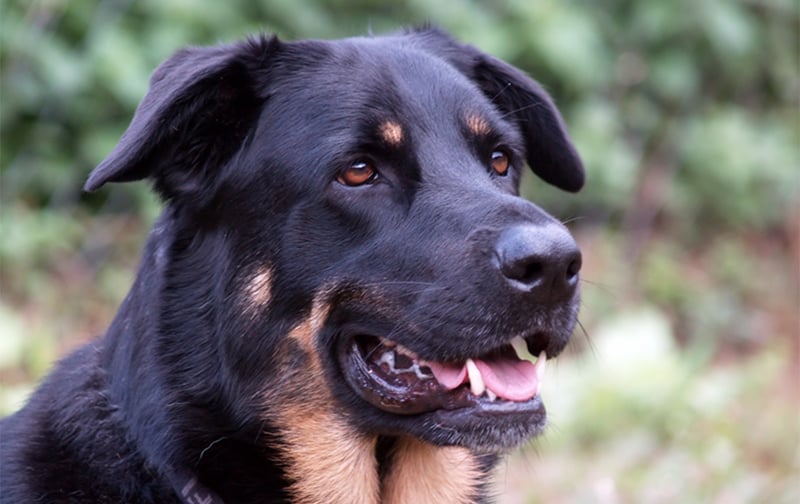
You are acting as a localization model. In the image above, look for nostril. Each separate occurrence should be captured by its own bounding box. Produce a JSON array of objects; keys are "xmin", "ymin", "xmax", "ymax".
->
[
  {"xmin": 566, "ymin": 255, "xmax": 582, "ymax": 281},
  {"xmin": 495, "ymin": 224, "xmax": 581, "ymax": 299},
  {"xmin": 522, "ymin": 261, "xmax": 544, "ymax": 284},
  {"xmin": 502, "ymin": 258, "xmax": 544, "ymax": 284}
]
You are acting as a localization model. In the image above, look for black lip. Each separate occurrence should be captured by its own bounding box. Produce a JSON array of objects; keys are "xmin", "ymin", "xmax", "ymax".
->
[{"xmin": 433, "ymin": 394, "xmax": 547, "ymax": 434}]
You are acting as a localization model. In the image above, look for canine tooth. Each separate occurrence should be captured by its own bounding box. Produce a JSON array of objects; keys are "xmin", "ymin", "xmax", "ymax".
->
[
  {"xmin": 485, "ymin": 389, "xmax": 497, "ymax": 401},
  {"xmin": 466, "ymin": 358, "xmax": 485, "ymax": 396},
  {"xmin": 510, "ymin": 336, "xmax": 536, "ymax": 363},
  {"xmin": 534, "ymin": 351, "xmax": 547, "ymax": 382}
]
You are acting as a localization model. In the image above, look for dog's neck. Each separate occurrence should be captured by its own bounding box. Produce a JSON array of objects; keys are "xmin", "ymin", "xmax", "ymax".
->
[
  {"xmin": 379, "ymin": 436, "xmax": 493, "ymax": 504},
  {"xmin": 166, "ymin": 435, "xmax": 493, "ymax": 504},
  {"xmin": 273, "ymin": 408, "xmax": 492, "ymax": 503}
]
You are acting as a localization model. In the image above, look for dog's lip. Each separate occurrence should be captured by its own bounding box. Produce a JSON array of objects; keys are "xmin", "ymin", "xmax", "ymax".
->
[{"xmin": 338, "ymin": 334, "xmax": 548, "ymax": 416}]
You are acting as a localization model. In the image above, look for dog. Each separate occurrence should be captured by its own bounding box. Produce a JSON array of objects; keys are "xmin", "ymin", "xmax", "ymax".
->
[{"xmin": 0, "ymin": 27, "xmax": 584, "ymax": 503}]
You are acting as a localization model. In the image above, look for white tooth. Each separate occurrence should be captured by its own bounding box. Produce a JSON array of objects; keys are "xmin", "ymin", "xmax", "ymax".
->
[
  {"xmin": 410, "ymin": 362, "xmax": 433, "ymax": 380},
  {"xmin": 378, "ymin": 350, "xmax": 396, "ymax": 370},
  {"xmin": 534, "ymin": 351, "xmax": 547, "ymax": 383},
  {"xmin": 510, "ymin": 336, "xmax": 536, "ymax": 363},
  {"xmin": 485, "ymin": 389, "xmax": 497, "ymax": 402},
  {"xmin": 466, "ymin": 358, "xmax": 485, "ymax": 397}
]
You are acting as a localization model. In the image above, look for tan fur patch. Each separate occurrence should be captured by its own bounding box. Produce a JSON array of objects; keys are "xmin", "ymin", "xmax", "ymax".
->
[
  {"xmin": 379, "ymin": 120, "xmax": 404, "ymax": 146},
  {"xmin": 382, "ymin": 437, "xmax": 482, "ymax": 504},
  {"xmin": 285, "ymin": 297, "xmax": 329, "ymax": 358},
  {"xmin": 272, "ymin": 298, "xmax": 380, "ymax": 504},
  {"xmin": 278, "ymin": 402, "xmax": 379, "ymax": 504},
  {"xmin": 465, "ymin": 113, "xmax": 491, "ymax": 136},
  {"xmin": 243, "ymin": 266, "xmax": 273, "ymax": 315},
  {"xmin": 269, "ymin": 294, "xmax": 483, "ymax": 503}
]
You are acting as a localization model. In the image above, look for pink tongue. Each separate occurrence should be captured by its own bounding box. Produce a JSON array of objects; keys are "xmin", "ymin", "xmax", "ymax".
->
[
  {"xmin": 427, "ymin": 357, "xmax": 539, "ymax": 402},
  {"xmin": 426, "ymin": 361, "xmax": 466, "ymax": 389},
  {"xmin": 474, "ymin": 358, "xmax": 538, "ymax": 401}
]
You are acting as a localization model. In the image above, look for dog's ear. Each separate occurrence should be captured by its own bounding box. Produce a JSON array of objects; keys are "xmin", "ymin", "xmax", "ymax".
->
[
  {"xmin": 412, "ymin": 28, "xmax": 585, "ymax": 192},
  {"xmin": 84, "ymin": 36, "xmax": 278, "ymax": 200}
]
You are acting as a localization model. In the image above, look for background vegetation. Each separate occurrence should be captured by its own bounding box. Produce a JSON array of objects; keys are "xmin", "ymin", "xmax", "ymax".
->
[{"xmin": 1, "ymin": 0, "xmax": 797, "ymax": 502}]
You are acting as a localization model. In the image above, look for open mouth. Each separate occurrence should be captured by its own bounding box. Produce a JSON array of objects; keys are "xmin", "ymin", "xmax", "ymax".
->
[{"xmin": 340, "ymin": 334, "xmax": 547, "ymax": 416}]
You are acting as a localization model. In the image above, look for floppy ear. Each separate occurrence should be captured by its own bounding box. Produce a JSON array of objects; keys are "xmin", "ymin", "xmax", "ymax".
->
[
  {"xmin": 84, "ymin": 36, "xmax": 278, "ymax": 200},
  {"xmin": 412, "ymin": 28, "xmax": 585, "ymax": 192}
]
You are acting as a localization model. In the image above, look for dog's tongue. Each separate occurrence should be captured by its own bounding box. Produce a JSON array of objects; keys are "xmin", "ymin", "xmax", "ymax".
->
[
  {"xmin": 475, "ymin": 357, "xmax": 538, "ymax": 401},
  {"xmin": 427, "ymin": 354, "xmax": 540, "ymax": 402}
]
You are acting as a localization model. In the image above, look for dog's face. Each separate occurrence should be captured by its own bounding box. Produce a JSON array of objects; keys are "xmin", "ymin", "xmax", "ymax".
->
[{"xmin": 86, "ymin": 29, "xmax": 583, "ymax": 454}]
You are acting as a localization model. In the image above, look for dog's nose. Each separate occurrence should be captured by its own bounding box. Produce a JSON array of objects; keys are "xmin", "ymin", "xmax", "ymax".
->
[{"xmin": 494, "ymin": 224, "xmax": 582, "ymax": 301}]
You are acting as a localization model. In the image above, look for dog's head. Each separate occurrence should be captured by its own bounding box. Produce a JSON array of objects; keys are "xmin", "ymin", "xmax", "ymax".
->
[{"xmin": 86, "ymin": 28, "xmax": 583, "ymax": 454}]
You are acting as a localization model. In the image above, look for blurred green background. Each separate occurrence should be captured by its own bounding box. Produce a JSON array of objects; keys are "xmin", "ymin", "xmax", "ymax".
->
[{"xmin": 1, "ymin": 0, "xmax": 798, "ymax": 502}]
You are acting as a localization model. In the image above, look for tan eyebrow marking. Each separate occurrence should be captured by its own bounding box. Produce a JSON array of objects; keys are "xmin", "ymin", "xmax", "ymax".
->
[
  {"xmin": 379, "ymin": 120, "xmax": 404, "ymax": 146},
  {"xmin": 465, "ymin": 113, "xmax": 491, "ymax": 136}
]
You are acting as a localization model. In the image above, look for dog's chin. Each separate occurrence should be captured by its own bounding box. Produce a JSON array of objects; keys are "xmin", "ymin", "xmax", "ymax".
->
[{"xmin": 336, "ymin": 333, "xmax": 550, "ymax": 452}]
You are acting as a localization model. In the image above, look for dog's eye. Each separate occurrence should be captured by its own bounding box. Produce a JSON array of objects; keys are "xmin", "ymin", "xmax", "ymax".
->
[
  {"xmin": 490, "ymin": 150, "xmax": 510, "ymax": 176},
  {"xmin": 338, "ymin": 160, "xmax": 378, "ymax": 186}
]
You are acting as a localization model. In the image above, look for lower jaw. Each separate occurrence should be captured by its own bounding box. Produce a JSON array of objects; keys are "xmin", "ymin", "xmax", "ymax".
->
[
  {"xmin": 429, "ymin": 395, "xmax": 547, "ymax": 450},
  {"xmin": 384, "ymin": 397, "xmax": 547, "ymax": 452}
]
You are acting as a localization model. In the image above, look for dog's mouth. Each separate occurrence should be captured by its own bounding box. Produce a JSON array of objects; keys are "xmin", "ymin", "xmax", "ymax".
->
[{"xmin": 340, "ymin": 334, "xmax": 547, "ymax": 416}]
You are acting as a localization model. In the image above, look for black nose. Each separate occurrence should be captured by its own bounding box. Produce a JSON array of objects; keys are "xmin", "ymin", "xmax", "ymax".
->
[{"xmin": 494, "ymin": 224, "xmax": 582, "ymax": 301}]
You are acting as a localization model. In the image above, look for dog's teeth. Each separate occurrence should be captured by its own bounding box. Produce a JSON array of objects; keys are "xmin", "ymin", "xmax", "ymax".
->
[
  {"xmin": 510, "ymin": 336, "xmax": 536, "ymax": 363},
  {"xmin": 377, "ymin": 348, "xmax": 433, "ymax": 380},
  {"xmin": 377, "ymin": 349, "xmax": 396, "ymax": 369},
  {"xmin": 534, "ymin": 351, "xmax": 547, "ymax": 382},
  {"xmin": 485, "ymin": 389, "xmax": 497, "ymax": 401},
  {"xmin": 466, "ymin": 358, "xmax": 485, "ymax": 396},
  {"xmin": 415, "ymin": 360, "xmax": 434, "ymax": 380}
]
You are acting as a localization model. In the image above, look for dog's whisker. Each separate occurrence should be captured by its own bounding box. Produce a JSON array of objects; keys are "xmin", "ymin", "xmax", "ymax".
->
[
  {"xmin": 489, "ymin": 81, "xmax": 513, "ymax": 102},
  {"xmin": 579, "ymin": 277, "xmax": 617, "ymax": 297},
  {"xmin": 575, "ymin": 318, "xmax": 598, "ymax": 361},
  {"xmin": 561, "ymin": 215, "xmax": 587, "ymax": 226},
  {"xmin": 499, "ymin": 101, "xmax": 547, "ymax": 118}
]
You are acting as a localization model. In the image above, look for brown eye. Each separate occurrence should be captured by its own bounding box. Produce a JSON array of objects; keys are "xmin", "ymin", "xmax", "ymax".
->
[
  {"xmin": 338, "ymin": 160, "xmax": 378, "ymax": 186},
  {"xmin": 491, "ymin": 150, "xmax": 510, "ymax": 176}
]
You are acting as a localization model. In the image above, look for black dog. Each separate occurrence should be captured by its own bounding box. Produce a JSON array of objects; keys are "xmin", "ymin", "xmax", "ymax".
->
[{"xmin": 0, "ymin": 27, "xmax": 584, "ymax": 503}]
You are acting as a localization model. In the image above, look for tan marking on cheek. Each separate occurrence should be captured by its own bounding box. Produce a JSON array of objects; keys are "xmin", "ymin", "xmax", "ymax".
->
[
  {"xmin": 286, "ymin": 296, "xmax": 330, "ymax": 360},
  {"xmin": 379, "ymin": 120, "xmax": 404, "ymax": 146},
  {"xmin": 466, "ymin": 113, "xmax": 491, "ymax": 136},
  {"xmin": 382, "ymin": 437, "xmax": 482, "ymax": 504},
  {"xmin": 243, "ymin": 266, "xmax": 273, "ymax": 315},
  {"xmin": 270, "ymin": 295, "xmax": 380, "ymax": 503}
]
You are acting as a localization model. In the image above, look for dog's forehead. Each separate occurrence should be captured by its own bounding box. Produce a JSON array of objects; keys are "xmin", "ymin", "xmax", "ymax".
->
[
  {"xmin": 350, "ymin": 37, "xmax": 485, "ymax": 109},
  {"xmin": 278, "ymin": 36, "xmax": 499, "ymax": 127}
]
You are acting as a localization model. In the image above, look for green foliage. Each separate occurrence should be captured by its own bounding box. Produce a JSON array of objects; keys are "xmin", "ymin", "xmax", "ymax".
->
[{"xmin": 2, "ymin": 0, "xmax": 797, "ymax": 231}]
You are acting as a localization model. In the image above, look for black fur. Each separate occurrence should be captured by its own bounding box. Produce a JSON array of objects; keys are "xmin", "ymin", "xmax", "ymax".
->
[{"xmin": 1, "ymin": 28, "xmax": 583, "ymax": 503}]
